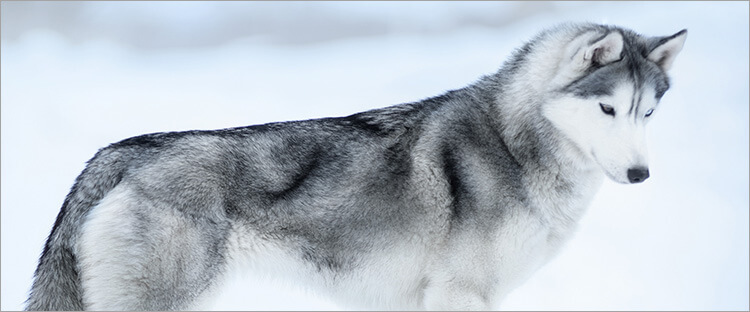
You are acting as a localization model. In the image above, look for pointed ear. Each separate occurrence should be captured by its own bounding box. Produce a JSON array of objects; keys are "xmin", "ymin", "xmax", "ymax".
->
[
  {"xmin": 554, "ymin": 30, "xmax": 625, "ymax": 87},
  {"xmin": 648, "ymin": 29, "xmax": 687, "ymax": 71},
  {"xmin": 583, "ymin": 31, "xmax": 624, "ymax": 66}
]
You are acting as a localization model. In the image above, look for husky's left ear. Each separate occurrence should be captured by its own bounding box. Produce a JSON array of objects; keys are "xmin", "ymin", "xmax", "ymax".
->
[{"xmin": 647, "ymin": 29, "xmax": 687, "ymax": 71}]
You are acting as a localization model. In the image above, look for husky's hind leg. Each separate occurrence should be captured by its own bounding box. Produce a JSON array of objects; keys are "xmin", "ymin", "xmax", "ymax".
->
[{"xmin": 78, "ymin": 184, "xmax": 229, "ymax": 310}]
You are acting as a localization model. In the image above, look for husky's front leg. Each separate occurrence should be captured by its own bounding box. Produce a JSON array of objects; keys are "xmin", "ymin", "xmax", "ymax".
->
[
  {"xmin": 420, "ymin": 212, "xmax": 550, "ymax": 310},
  {"xmin": 422, "ymin": 277, "xmax": 492, "ymax": 310}
]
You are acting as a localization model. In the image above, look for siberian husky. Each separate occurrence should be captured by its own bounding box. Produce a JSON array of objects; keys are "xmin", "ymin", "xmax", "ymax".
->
[{"xmin": 26, "ymin": 23, "xmax": 686, "ymax": 310}]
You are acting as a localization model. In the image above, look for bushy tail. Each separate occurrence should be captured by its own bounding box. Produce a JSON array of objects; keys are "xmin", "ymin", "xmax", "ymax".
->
[
  {"xmin": 26, "ymin": 147, "xmax": 129, "ymax": 311},
  {"xmin": 25, "ymin": 238, "xmax": 84, "ymax": 311}
]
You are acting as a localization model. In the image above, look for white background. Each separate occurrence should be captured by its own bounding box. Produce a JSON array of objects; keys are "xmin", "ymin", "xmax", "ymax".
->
[{"xmin": 2, "ymin": 1, "xmax": 748, "ymax": 310}]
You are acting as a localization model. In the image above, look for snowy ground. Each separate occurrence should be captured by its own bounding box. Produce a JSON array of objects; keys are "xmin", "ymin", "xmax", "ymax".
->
[{"xmin": 2, "ymin": 1, "xmax": 748, "ymax": 311}]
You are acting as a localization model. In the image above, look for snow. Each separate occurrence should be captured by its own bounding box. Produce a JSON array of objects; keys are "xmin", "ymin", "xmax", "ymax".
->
[{"xmin": 2, "ymin": 1, "xmax": 748, "ymax": 311}]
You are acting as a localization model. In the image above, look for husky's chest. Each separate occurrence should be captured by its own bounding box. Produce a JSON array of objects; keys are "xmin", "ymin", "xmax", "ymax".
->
[
  {"xmin": 518, "ymin": 167, "xmax": 604, "ymax": 257},
  {"xmin": 453, "ymin": 168, "xmax": 605, "ymax": 306}
]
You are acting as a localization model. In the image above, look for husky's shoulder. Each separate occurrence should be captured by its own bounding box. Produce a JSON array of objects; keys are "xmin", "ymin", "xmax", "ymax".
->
[{"xmin": 341, "ymin": 83, "xmax": 493, "ymax": 136}]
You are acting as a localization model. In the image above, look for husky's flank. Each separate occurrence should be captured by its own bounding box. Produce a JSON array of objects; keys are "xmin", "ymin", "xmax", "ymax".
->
[{"xmin": 26, "ymin": 23, "xmax": 686, "ymax": 310}]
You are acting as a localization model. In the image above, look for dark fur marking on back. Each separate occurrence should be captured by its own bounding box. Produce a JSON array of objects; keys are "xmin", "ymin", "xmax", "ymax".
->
[
  {"xmin": 269, "ymin": 149, "xmax": 323, "ymax": 201},
  {"xmin": 441, "ymin": 147, "xmax": 467, "ymax": 223}
]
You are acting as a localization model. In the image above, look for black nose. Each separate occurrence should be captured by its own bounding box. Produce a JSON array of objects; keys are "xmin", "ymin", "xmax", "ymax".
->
[{"xmin": 627, "ymin": 167, "xmax": 650, "ymax": 183}]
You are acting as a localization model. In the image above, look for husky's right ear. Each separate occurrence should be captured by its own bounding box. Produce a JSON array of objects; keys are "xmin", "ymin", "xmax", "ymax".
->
[
  {"xmin": 582, "ymin": 31, "xmax": 624, "ymax": 66},
  {"xmin": 562, "ymin": 30, "xmax": 624, "ymax": 75}
]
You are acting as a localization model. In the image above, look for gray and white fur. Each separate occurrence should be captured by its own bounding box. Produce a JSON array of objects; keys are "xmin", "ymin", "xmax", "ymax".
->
[{"xmin": 26, "ymin": 23, "xmax": 686, "ymax": 310}]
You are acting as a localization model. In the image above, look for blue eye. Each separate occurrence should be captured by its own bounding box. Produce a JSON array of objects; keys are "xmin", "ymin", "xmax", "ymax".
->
[
  {"xmin": 599, "ymin": 103, "xmax": 615, "ymax": 116},
  {"xmin": 645, "ymin": 108, "xmax": 654, "ymax": 117}
]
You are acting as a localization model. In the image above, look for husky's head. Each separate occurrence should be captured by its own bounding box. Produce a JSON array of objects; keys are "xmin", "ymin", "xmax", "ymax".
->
[{"xmin": 542, "ymin": 25, "xmax": 687, "ymax": 184}]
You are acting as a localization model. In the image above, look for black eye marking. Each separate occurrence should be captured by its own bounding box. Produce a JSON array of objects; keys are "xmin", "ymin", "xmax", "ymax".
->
[
  {"xmin": 645, "ymin": 108, "xmax": 655, "ymax": 117},
  {"xmin": 599, "ymin": 103, "xmax": 615, "ymax": 117}
]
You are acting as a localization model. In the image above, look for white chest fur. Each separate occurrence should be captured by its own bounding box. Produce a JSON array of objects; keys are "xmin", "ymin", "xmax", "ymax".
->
[{"xmin": 484, "ymin": 167, "xmax": 604, "ymax": 308}]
